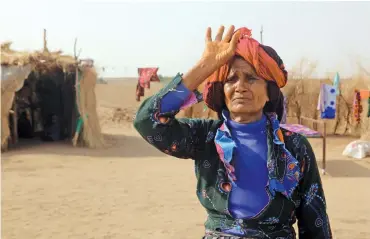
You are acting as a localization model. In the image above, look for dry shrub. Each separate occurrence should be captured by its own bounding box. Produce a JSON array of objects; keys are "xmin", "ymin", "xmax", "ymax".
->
[
  {"xmin": 77, "ymin": 67, "xmax": 105, "ymax": 148},
  {"xmin": 283, "ymin": 76, "xmax": 369, "ymax": 138},
  {"xmin": 97, "ymin": 106, "xmax": 136, "ymax": 129},
  {"xmin": 356, "ymin": 72, "xmax": 370, "ymax": 140},
  {"xmin": 278, "ymin": 58, "xmax": 369, "ymax": 138},
  {"xmin": 112, "ymin": 108, "xmax": 135, "ymax": 123},
  {"xmin": 1, "ymin": 42, "xmax": 77, "ymax": 72}
]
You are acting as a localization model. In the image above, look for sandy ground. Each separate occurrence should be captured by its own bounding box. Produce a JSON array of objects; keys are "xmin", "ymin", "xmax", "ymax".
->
[{"xmin": 2, "ymin": 80, "xmax": 370, "ymax": 239}]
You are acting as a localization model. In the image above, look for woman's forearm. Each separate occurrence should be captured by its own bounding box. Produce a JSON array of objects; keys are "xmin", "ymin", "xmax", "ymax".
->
[
  {"xmin": 160, "ymin": 83, "xmax": 192, "ymax": 113},
  {"xmin": 182, "ymin": 60, "xmax": 215, "ymax": 91},
  {"xmin": 133, "ymin": 73, "xmax": 211, "ymax": 160}
]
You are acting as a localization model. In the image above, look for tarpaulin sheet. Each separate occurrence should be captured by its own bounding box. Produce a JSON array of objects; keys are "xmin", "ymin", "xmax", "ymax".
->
[{"xmin": 1, "ymin": 65, "xmax": 32, "ymax": 92}]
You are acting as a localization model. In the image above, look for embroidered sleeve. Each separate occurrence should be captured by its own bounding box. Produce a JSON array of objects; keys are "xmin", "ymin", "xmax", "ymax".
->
[
  {"xmin": 295, "ymin": 136, "xmax": 332, "ymax": 239},
  {"xmin": 133, "ymin": 73, "xmax": 215, "ymax": 159},
  {"xmin": 160, "ymin": 82, "xmax": 196, "ymax": 113}
]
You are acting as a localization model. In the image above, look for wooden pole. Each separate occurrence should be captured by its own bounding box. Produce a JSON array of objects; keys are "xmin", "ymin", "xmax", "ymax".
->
[
  {"xmin": 260, "ymin": 25, "xmax": 263, "ymax": 44},
  {"xmin": 43, "ymin": 29, "xmax": 48, "ymax": 52},
  {"xmin": 72, "ymin": 37, "xmax": 82, "ymax": 146},
  {"xmin": 322, "ymin": 120, "xmax": 327, "ymax": 175},
  {"xmin": 72, "ymin": 66, "xmax": 79, "ymax": 146},
  {"xmin": 74, "ymin": 38, "xmax": 77, "ymax": 59},
  {"xmin": 12, "ymin": 101, "xmax": 18, "ymax": 144}
]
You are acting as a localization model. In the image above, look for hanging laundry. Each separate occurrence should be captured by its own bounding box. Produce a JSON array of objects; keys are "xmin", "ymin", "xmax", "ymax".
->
[
  {"xmin": 359, "ymin": 89, "xmax": 370, "ymax": 100},
  {"xmin": 317, "ymin": 83, "xmax": 337, "ymax": 119},
  {"xmin": 135, "ymin": 82, "xmax": 145, "ymax": 101},
  {"xmin": 135, "ymin": 67, "xmax": 160, "ymax": 101},
  {"xmin": 358, "ymin": 90, "xmax": 370, "ymax": 118},
  {"xmin": 353, "ymin": 90, "xmax": 362, "ymax": 124},
  {"xmin": 333, "ymin": 72, "xmax": 340, "ymax": 95}
]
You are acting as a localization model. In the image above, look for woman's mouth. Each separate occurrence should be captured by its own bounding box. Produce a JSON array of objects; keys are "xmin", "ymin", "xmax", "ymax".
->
[{"xmin": 232, "ymin": 96, "xmax": 252, "ymax": 102}]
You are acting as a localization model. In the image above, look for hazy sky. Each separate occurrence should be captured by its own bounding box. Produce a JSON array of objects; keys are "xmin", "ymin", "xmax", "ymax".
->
[{"xmin": 1, "ymin": 0, "xmax": 370, "ymax": 78}]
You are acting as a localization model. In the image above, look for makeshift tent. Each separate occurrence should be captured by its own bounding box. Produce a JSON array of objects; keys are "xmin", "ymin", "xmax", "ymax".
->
[
  {"xmin": 1, "ymin": 42, "xmax": 104, "ymax": 151},
  {"xmin": 136, "ymin": 67, "xmax": 160, "ymax": 101}
]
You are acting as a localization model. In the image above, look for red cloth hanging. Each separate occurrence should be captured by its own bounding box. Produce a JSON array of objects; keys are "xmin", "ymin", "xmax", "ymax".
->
[{"xmin": 136, "ymin": 67, "xmax": 160, "ymax": 101}]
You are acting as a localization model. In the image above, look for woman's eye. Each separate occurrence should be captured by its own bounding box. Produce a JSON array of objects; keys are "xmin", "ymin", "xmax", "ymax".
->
[
  {"xmin": 247, "ymin": 77, "xmax": 258, "ymax": 83},
  {"xmin": 226, "ymin": 76, "xmax": 238, "ymax": 82}
]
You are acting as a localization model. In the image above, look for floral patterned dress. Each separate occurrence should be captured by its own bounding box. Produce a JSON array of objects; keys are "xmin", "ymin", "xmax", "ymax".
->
[{"xmin": 133, "ymin": 74, "xmax": 332, "ymax": 239}]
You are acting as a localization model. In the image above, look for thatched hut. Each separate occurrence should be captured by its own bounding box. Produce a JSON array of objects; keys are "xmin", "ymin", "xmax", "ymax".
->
[{"xmin": 1, "ymin": 42, "xmax": 104, "ymax": 151}]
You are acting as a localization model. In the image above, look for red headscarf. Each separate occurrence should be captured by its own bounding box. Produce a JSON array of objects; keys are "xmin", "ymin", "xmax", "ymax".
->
[{"xmin": 203, "ymin": 27, "xmax": 288, "ymax": 112}]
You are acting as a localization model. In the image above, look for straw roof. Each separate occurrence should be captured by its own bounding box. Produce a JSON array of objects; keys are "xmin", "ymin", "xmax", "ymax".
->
[
  {"xmin": 1, "ymin": 41, "xmax": 104, "ymax": 150},
  {"xmin": 1, "ymin": 42, "xmax": 78, "ymax": 71}
]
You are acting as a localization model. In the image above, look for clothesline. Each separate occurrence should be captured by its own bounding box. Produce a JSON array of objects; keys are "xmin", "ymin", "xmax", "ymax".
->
[{"xmin": 313, "ymin": 72, "xmax": 370, "ymax": 121}]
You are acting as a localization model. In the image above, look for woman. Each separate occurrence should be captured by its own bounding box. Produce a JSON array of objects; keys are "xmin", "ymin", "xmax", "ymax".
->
[{"xmin": 134, "ymin": 25, "xmax": 332, "ymax": 239}]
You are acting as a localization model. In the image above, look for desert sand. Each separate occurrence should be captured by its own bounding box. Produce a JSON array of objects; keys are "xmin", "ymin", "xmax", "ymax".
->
[{"xmin": 2, "ymin": 79, "xmax": 370, "ymax": 239}]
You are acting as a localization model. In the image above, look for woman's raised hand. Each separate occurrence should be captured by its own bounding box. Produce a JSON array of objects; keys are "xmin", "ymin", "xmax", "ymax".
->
[
  {"xmin": 182, "ymin": 25, "xmax": 240, "ymax": 91},
  {"xmin": 200, "ymin": 25, "xmax": 240, "ymax": 72}
]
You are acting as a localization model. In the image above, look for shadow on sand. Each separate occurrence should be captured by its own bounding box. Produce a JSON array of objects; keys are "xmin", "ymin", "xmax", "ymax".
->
[
  {"xmin": 325, "ymin": 159, "xmax": 370, "ymax": 178},
  {"xmin": 4, "ymin": 134, "xmax": 370, "ymax": 178},
  {"xmin": 2, "ymin": 133, "xmax": 167, "ymax": 159}
]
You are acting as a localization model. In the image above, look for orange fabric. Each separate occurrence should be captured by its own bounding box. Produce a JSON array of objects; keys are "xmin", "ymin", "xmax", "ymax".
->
[
  {"xmin": 277, "ymin": 128, "xmax": 285, "ymax": 143},
  {"xmin": 360, "ymin": 90, "xmax": 370, "ymax": 100},
  {"xmin": 206, "ymin": 27, "xmax": 287, "ymax": 88}
]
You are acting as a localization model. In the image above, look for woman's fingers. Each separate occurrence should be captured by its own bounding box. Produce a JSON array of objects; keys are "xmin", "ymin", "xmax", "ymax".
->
[
  {"xmin": 222, "ymin": 25, "xmax": 235, "ymax": 42},
  {"xmin": 214, "ymin": 25, "xmax": 225, "ymax": 42},
  {"xmin": 228, "ymin": 31, "xmax": 241, "ymax": 52},
  {"xmin": 205, "ymin": 25, "xmax": 240, "ymax": 58},
  {"xmin": 205, "ymin": 27, "xmax": 212, "ymax": 42}
]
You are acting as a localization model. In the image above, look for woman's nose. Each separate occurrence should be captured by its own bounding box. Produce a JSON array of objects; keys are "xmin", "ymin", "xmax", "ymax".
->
[{"xmin": 235, "ymin": 78, "xmax": 249, "ymax": 92}]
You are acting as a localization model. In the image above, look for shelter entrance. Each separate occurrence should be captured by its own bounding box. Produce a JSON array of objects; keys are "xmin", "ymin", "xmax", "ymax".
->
[{"xmin": 9, "ymin": 68, "xmax": 78, "ymax": 146}]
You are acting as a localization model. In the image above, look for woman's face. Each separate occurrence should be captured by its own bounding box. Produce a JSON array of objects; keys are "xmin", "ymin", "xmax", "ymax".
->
[{"xmin": 224, "ymin": 57, "xmax": 269, "ymax": 114}]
